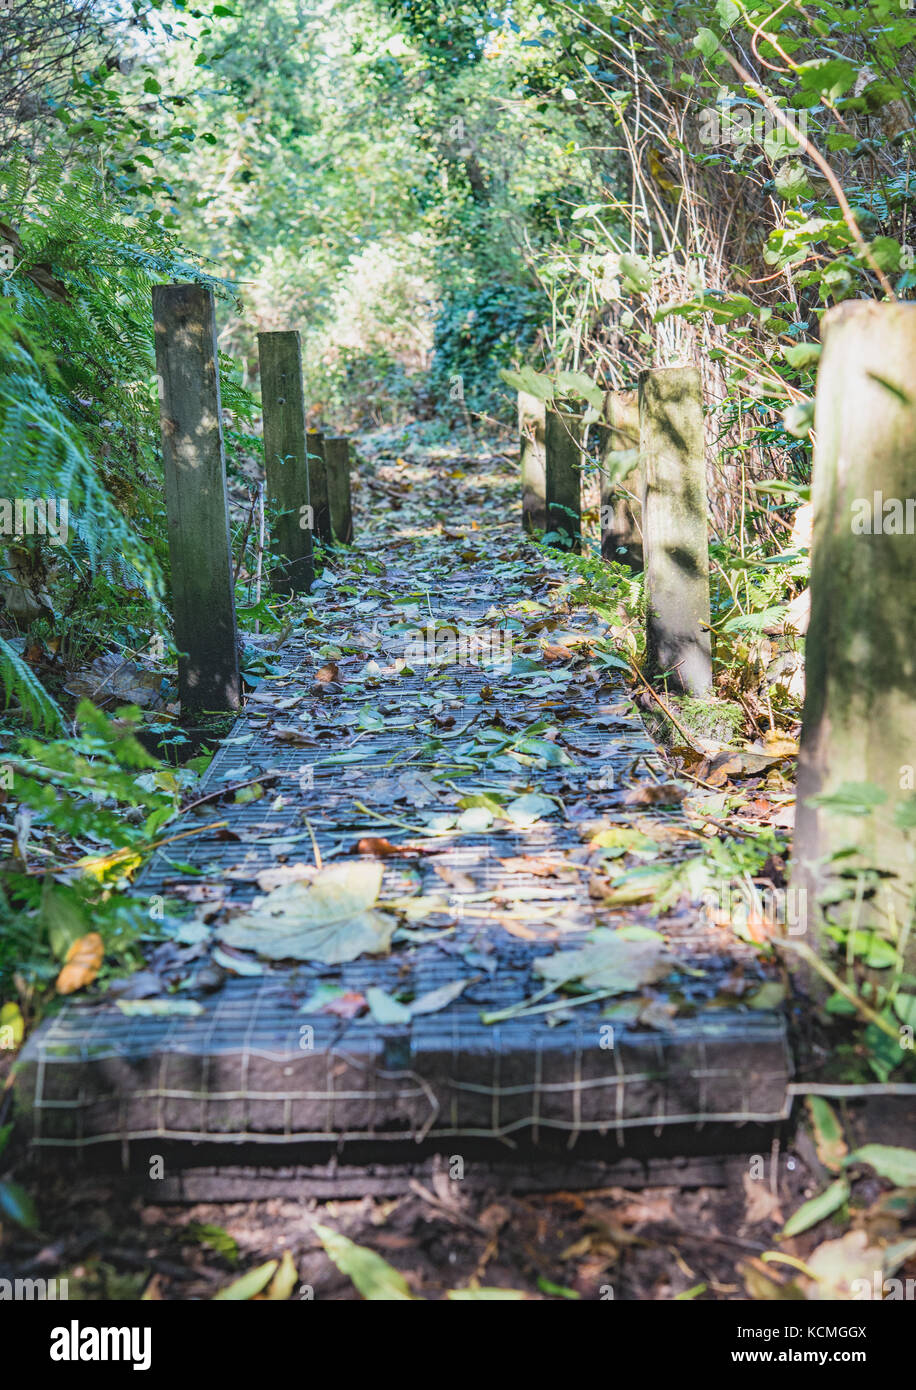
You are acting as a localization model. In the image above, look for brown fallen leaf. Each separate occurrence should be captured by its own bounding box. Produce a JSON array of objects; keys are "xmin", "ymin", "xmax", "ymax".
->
[
  {"xmin": 323, "ymin": 991, "xmax": 368, "ymax": 1019},
  {"xmin": 434, "ymin": 865, "xmax": 476, "ymax": 893},
  {"xmin": 353, "ymin": 836, "xmax": 423, "ymax": 859},
  {"xmin": 623, "ymin": 782, "xmax": 686, "ymax": 807},
  {"xmin": 497, "ymin": 918, "xmax": 540, "ymax": 940},
  {"xmin": 315, "ymin": 661, "xmax": 339, "ymax": 683},
  {"xmin": 741, "ymin": 1171, "xmax": 784, "ymax": 1229},
  {"xmin": 498, "ymin": 855, "xmax": 573, "ymax": 878},
  {"xmin": 694, "ymin": 747, "xmax": 792, "ymax": 786},
  {"xmin": 756, "ymin": 731, "xmax": 799, "ymax": 758},
  {"xmin": 56, "ymin": 932, "xmax": 104, "ymax": 995},
  {"xmin": 634, "ymin": 997, "xmax": 677, "ymax": 1029},
  {"xmin": 541, "ymin": 644, "xmax": 575, "ymax": 663},
  {"xmin": 270, "ymin": 725, "xmax": 320, "ymax": 746}
]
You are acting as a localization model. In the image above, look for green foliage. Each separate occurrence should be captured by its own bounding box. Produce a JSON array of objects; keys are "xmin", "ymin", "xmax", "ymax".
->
[
  {"xmin": 0, "ymin": 635, "xmax": 63, "ymax": 732},
  {"xmin": 0, "ymin": 701, "xmax": 190, "ymax": 999},
  {"xmin": 8, "ymin": 699, "xmax": 175, "ymax": 847}
]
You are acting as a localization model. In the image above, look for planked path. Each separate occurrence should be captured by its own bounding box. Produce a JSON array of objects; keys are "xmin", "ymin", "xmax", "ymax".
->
[{"xmin": 16, "ymin": 446, "xmax": 790, "ymax": 1188}]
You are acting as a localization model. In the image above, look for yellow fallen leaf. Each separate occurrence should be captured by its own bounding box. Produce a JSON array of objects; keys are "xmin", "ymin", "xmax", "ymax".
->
[
  {"xmin": 264, "ymin": 1250, "xmax": 299, "ymax": 1301},
  {"xmin": 0, "ymin": 1000, "xmax": 24, "ymax": 1048},
  {"xmin": 55, "ymin": 932, "xmax": 104, "ymax": 995},
  {"xmin": 759, "ymin": 731, "xmax": 800, "ymax": 758}
]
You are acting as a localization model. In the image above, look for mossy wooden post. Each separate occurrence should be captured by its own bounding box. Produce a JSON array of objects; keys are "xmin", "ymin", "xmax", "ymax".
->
[
  {"xmin": 639, "ymin": 366, "xmax": 711, "ymax": 695},
  {"xmin": 794, "ymin": 301, "xmax": 916, "ymax": 977},
  {"xmin": 152, "ymin": 283, "xmax": 240, "ymax": 714},
  {"xmin": 598, "ymin": 387, "xmax": 642, "ymax": 570},
  {"xmin": 519, "ymin": 391, "xmax": 547, "ymax": 533},
  {"xmin": 307, "ymin": 430, "xmax": 332, "ymax": 545},
  {"xmin": 257, "ymin": 330, "xmax": 313, "ymax": 595},
  {"xmin": 325, "ymin": 435, "xmax": 353, "ymax": 543},
  {"xmin": 545, "ymin": 407, "xmax": 583, "ymax": 553}
]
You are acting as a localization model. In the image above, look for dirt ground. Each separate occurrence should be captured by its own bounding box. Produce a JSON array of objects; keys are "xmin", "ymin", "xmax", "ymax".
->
[{"xmin": 0, "ymin": 1140, "xmax": 821, "ymax": 1301}]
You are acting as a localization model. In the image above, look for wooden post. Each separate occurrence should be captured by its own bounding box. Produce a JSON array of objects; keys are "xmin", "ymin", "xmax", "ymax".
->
[
  {"xmin": 545, "ymin": 408, "xmax": 583, "ymax": 553},
  {"xmin": 598, "ymin": 388, "xmax": 643, "ymax": 570},
  {"xmin": 794, "ymin": 301, "xmax": 916, "ymax": 975},
  {"xmin": 307, "ymin": 430, "xmax": 332, "ymax": 545},
  {"xmin": 152, "ymin": 284, "xmax": 240, "ymax": 713},
  {"xmin": 639, "ymin": 366, "xmax": 711, "ymax": 695},
  {"xmin": 257, "ymin": 330, "xmax": 313, "ymax": 595},
  {"xmin": 519, "ymin": 391, "xmax": 547, "ymax": 533},
  {"xmin": 325, "ymin": 435, "xmax": 353, "ymax": 543}
]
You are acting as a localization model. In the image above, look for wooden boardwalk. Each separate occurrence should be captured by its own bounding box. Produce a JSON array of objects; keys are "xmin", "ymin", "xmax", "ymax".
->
[{"xmin": 14, "ymin": 447, "xmax": 791, "ymax": 1191}]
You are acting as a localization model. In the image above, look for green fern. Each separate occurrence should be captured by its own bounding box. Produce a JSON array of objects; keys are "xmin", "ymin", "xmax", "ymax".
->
[
  {"xmin": 0, "ymin": 147, "xmax": 260, "ymax": 730},
  {"xmin": 0, "ymin": 635, "xmax": 63, "ymax": 732}
]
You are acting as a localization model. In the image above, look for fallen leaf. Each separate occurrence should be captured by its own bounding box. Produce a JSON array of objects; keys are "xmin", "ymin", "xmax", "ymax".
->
[
  {"xmin": 353, "ymin": 836, "xmax": 422, "ymax": 858},
  {"xmin": 264, "ymin": 1251, "xmax": 298, "ymax": 1301},
  {"xmin": 742, "ymin": 1170, "xmax": 784, "ymax": 1228},
  {"xmin": 637, "ymin": 997, "xmax": 678, "ymax": 1028},
  {"xmin": 504, "ymin": 792, "xmax": 556, "ymax": 827},
  {"xmin": 781, "ymin": 1177, "xmax": 850, "ymax": 1237},
  {"xmin": 216, "ymin": 861, "xmax": 393, "ymax": 963},
  {"xmin": 534, "ymin": 929, "xmax": 670, "ymax": 995},
  {"xmin": 313, "ymin": 1224, "xmax": 414, "ymax": 1301},
  {"xmin": 270, "ymin": 726, "xmax": 320, "ymax": 746},
  {"xmin": 213, "ymin": 1260, "xmax": 278, "ymax": 1302},
  {"xmin": 324, "ymin": 990, "xmax": 368, "ymax": 1019},
  {"xmin": 55, "ymin": 932, "xmax": 104, "ymax": 995},
  {"xmin": 64, "ymin": 651, "xmax": 169, "ymax": 709},
  {"xmin": 589, "ymin": 825, "xmax": 658, "ymax": 853},
  {"xmin": 806, "ymin": 1097, "xmax": 848, "ymax": 1173},
  {"xmin": 845, "ymin": 1144, "xmax": 916, "ymax": 1188},
  {"xmin": 211, "ymin": 946, "xmax": 264, "ymax": 977},
  {"xmin": 804, "ymin": 1229, "xmax": 883, "ymax": 1301},
  {"xmin": 255, "ymin": 863, "xmax": 315, "ymax": 892},
  {"xmin": 434, "ymin": 865, "xmax": 476, "ymax": 893},
  {"xmin": 366, "ymin": 987, "xmax": 412, "ymax": 1024},
  {"xmin": 623, "ymin": 782, "xmax": 685, "ymax": 807},
  {"xmin": 409, "ymin": 977, "xmax": 473, "ymax": 1016},
  {"xmin": 315, "ymin": 661, "xmax": 339, "ymax": 683},
  {"xmin": 694, "ymin": 749, "xmax": 786, "ymax": 785}
]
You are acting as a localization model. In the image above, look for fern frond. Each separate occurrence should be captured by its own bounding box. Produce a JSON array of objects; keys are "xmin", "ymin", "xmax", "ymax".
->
[{"xmin": 0, "ymin": 635, "xmax": 63, "ymax": 733}]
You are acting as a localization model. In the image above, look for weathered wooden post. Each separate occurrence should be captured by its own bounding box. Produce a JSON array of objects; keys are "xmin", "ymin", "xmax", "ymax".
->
[
  {"xmin": 152, "ymin": 283, "xmax": 240, "ymax": 713},
  {"xmin": 794, "ymin": 301, "xmax": 916, "ymax": 974},
  {"xmin": 545, "ymin": 407, "xmax": 583, "ymax": 553},
  {"xmin": 519, "ymin": 391, "xmax": 547, "ymax": 533},
  {"xmin": 325, "ymin": 435, "xmax": 353, "ymax": 543},
  {"xmin": 257, "ymin": 331, "xmax": 313, "ymax": 596},
  {"xmin": 639, "ymin": 366, "xmax": 711, "ymax": 695},
  {"xmin": 598, "ymin": 387, "xmax": 643, "ymax": 570},
  {"xmin": 307, "ymin": 430, "xmax": 333, "ymax": 545}
]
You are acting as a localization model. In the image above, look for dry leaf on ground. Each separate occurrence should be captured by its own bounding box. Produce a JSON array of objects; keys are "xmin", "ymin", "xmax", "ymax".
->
[
  {"xmin": 55, "ymin": 932, "xmax": 104, "ymax": 995},
  {"xmin": 217, "ymin": 861, "xmax": 394, "ymax": 963}
]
